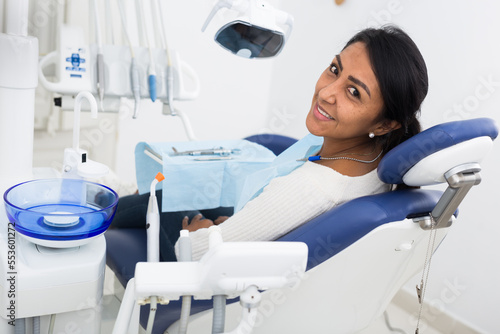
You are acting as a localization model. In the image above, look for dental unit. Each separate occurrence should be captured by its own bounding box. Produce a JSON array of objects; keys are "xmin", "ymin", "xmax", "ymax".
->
[
  {"xmin": 37, "ymin": 1, "xmax": 200, "ymax": 121},
  {"xmin": 0, "ymin": 2, "xmax": 118, "ymax": 332}
]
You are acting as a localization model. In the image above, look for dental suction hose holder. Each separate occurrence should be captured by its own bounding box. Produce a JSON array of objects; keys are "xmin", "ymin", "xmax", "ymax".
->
[
  {"xmin": 419, "ymin": 163, "xmax": 482, "ymax": 230},
  {"xmin": 62, "ymin": 91, "xmax": 109, "ymax": 179}
]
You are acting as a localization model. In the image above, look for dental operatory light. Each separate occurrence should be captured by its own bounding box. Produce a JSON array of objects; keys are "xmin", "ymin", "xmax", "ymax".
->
[{"xmin": 202, "ymin": 0, "xmax": 294, "ymax": 59}]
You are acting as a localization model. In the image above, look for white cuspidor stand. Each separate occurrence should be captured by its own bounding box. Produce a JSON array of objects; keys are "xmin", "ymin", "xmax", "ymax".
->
[
  {"xmin": 0, "ymin": 1, "xmax": 109, "ymax": 333},
  {"xmin": 0, "ymin": 236, "xmax": 107, "ymax": 334}
]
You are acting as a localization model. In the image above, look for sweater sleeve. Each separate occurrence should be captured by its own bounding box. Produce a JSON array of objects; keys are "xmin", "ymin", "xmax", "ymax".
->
[{"xmin": 176, "ymin": 162, "xmax": 364, "ymax": 261}]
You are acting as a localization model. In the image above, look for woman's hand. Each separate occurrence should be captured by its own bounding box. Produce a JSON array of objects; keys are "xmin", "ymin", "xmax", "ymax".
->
[
  {"xmin": 182, "ymin": 214, "xmax": 214, "ymax": 232},
  {"xmin": 214, "ymin": 216, "xmax": 229, "ymax": 225},
  {"xmin": 181, "ymin": 214, "xmax": 230, "ymax": 232}
]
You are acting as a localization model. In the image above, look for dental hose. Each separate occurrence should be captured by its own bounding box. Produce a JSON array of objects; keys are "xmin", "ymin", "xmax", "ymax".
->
[
  {"xmin": 137, "ymin": 0, "xmax": 157, "ymax": 102},
  {"xmin": 178, "ymin": 230, "xmax": 193, "ymax": 334},
  {"xmin": 117, "ymin": 0, "xmax": 141, "ymax": 118},
  {"xmin": 48, "ymin": 314, "xmax": 56, "ymax": 334},
  {"xmin": 14, "ymin": 318, "xmax": 25, "ymax": 334},
  {"xmin": 33, "ymin": 316, "xmax": 40, "ymax": 334},
  {"xmin": 152, "ymin": 0, "xmax": 176, "ymax": 115},
  {"xmin": 208, "ymin": 227, "xmax": 227, "ymax": 334},
  {"xmin": 91, "ymin": 0, "xmax": 105, "ymax": 110},
  {"xmin": 212, "ymin": 295, "xmax": 227, "ymax": 334},
  {"xmin": 130, "ymin": 58, "xmax": 141, "ymax": 119},
  {"xmin": 145, "ymin": 172, "xmax": 165, "ymax": 334}
]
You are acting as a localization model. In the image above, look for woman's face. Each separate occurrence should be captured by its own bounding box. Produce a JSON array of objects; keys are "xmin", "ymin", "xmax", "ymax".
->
[{"xmin": 306, "ymin": 42, "xmax": 387, "ymax": 145}]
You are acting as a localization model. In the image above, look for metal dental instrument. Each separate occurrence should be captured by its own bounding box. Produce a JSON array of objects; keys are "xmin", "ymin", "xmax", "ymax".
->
[{"xmin": 171, "ymin": 147, "xmax": 241, "ymax": 156}]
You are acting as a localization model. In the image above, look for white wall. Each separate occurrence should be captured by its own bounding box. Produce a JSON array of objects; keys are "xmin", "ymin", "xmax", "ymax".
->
[{"xmin": 269, "ymin": 0, "xmax": 500, "ymax": 332}]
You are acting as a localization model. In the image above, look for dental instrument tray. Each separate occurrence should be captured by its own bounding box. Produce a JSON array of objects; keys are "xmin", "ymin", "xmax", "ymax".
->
[
  {"xmin": 3, "ymin": 178, "xmax": 118, "ymax": 248},
  {"xmin": 135, "ymin": 139, "xmax": 276, "ymax": 212}
]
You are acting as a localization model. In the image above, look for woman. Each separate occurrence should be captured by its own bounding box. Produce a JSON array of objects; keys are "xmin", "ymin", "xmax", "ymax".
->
[{"xmin": 112, "ymin": 25, "xmax": 428, "ymax": 261}]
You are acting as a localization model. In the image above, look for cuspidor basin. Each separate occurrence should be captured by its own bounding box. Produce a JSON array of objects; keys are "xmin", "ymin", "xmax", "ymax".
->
[{"xmin": 4, "ymin": 178, "xmax": 118, "ymax": 248}]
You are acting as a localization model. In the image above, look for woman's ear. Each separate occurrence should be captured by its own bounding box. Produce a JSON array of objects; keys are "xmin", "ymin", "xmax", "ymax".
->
[{"xmin": 373, "ymin": 119, "xmax": 401, "ymax": 136}]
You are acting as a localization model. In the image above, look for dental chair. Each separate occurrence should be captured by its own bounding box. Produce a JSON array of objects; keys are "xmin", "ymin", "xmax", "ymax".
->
[{"xmin": 105, "ymin": 118, "xmax": 498, "ymax": 333}]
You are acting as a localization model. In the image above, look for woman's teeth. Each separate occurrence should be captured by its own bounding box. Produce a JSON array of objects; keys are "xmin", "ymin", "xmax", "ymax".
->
[{"xmin": 318, "ymin": 107, "xmax": 334, "ymax": 120}]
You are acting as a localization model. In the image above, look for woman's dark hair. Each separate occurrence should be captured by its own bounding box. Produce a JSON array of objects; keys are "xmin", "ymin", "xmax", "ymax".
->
[{"xmin": 343, "ymin": 26, "xmax": 428, "ymax": 153}]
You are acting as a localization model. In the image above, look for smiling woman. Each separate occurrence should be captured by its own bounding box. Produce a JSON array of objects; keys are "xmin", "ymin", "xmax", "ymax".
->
[
  {"xmin": 110, "ymin": 25, "xmax": 429, "ymax": 262},
  {"xmin": 306, "ymin": 26, "xmax": 428, "ymax": 177},
  {"xmin": 305, "ymin": 42, "xmax": 388, "ymax": 176}
]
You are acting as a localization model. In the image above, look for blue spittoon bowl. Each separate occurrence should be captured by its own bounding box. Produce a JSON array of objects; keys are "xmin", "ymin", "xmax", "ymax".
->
[{"xmin": 4, "ymin": 178, "xmax": 119, "ymax": 248}]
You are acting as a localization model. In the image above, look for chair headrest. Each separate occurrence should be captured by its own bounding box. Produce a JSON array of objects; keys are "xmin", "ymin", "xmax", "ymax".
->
[{"xmin": 378, "ymin": 118, "xmax": 498, "ymax": 186}]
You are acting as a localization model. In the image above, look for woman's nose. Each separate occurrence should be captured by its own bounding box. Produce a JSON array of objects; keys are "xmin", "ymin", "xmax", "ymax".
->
[{"xmin": 318, "ymin": 81, "xmax": 339, "ymax": 104}]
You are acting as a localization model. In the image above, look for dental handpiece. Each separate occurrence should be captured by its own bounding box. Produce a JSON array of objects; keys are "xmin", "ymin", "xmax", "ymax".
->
[
  {"xmin": 146, "ymin": 172, "xmax": 165, "ymax": 262},
  {"xmin": 148, "ymin": 69, "xmax": 157, "ymax": 102},
  {"xmin": 131, "ymin": 58, "xmax": 141, "ymax": 118},
  {"xmin": 96, "ymin": 53, "xmax": 105, "ymax": 106},
  {"xmin": 167, "ymin": 65, "xmax": 176, "ymax": 116}
]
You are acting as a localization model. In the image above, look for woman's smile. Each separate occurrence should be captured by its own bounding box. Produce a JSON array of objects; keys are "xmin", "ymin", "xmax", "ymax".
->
[{"xmin": 313, "ymin": 103, "xmax": 335, "ymax": 121}]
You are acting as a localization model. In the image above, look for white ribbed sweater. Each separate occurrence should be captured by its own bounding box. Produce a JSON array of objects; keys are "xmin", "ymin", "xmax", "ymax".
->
[{"xmin": 176, "ymin": 161, "xmax": 390, "ymax": 261}]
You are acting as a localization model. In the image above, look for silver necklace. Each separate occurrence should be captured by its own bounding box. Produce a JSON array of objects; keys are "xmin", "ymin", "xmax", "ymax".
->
[{"xmin": 297, "ymin": 149, "xmax": 383, "ymax": 163}]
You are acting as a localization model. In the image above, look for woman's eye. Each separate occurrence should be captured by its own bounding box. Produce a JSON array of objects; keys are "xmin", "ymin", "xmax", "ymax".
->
[
  {"xmin": 348, "ymin": 87, "xmax": 360, "ymax": 98},
  {"xmin": 329, "ymin": 63, "xmax": 339, "ymax": 75}
]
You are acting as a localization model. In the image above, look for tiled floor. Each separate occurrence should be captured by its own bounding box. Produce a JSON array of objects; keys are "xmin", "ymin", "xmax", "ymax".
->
[
  {"xmin": 102, "ymin": 294, "xmax": 122, "ymax": 334},
  {"xmin": 101, "ymin": 295, "xmax": 441, "ymax": 334},
  {"xmin": 358, "ymin": 302, "xmax": 443, "ymax": 334}
]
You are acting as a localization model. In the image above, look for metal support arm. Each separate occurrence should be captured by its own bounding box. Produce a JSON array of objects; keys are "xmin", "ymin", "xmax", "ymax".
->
[{"xmin": 422, "ymin": 163, "xmax": 482, "ymax": 230}]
